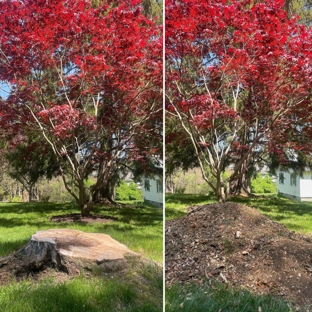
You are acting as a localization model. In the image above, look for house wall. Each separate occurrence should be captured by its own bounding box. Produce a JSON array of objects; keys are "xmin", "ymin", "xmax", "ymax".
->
[
  {"xmin": 277, "ymin": 169, "xmax": 312, "ymax": 201},
  {"xmin": 143, "ymin": 176, "xmax": 163, "ymax": 207},
  {"xmin": 299, "ymin": 172, "xmax": 312, "ymax": 200},
  {"xmin": 277, "ymin": 169, "xmax": 300, "ymax": 200}
]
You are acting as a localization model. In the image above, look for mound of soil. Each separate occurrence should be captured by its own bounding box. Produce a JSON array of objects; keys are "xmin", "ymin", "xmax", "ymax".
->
[{"xmin": 165, "ymin": 202, "xmax": 312, "ymax": 306}]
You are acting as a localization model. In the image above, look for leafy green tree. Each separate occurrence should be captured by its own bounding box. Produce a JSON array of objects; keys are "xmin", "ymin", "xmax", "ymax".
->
[
  {"xmin": 142, "ymin": 0, "xmax": 163, "ymax": 24},
  {"xmin": 38, "ymin": 177, "xmax": 74, "ymax": 203},
  {"xmin": 5, "ymin": 138, "xmax": 59, "ymax": 202},
  {"xmin": 285, "ymin": 0, "xmax": 312, "ymax": 24}
]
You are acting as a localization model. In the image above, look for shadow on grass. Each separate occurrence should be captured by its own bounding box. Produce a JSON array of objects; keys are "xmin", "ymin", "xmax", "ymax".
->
[
  {"xmin": 0, "ymin": 215, "xmax": 88, "ymax": 230},
  {"xmin": 165, "ymin": 194, "xmax": 217, "ymax": 220},
  {"xmin": 93, "ymin": 205, "xmax": 163, "ymax": 227},
  {"xmin": 0, "ymin": 202, "xmax": 162, "ymax": 228},
  {"xmin": 232, "ymin": 195, "xmax": 312, "ymax": 217},
  {"xmin": 0, "ymin": 202, "xmax": 78, "ymax": 215},
  {"xmin": 165, "ymin": 207, "xmax": 187, "ymax": 220},
  {"xmin": 165, "ymin": 194, "xmax": 213, "ymax": 205},
  {"xmin": 167, "ymin": 193, "xmax": 312, "ymax": 219}
]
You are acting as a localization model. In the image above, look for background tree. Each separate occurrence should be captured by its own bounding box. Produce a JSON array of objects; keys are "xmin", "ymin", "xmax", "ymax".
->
[
  {"xmin": 4, "ymin": 137, "xmax": 59, "ymax": 202},
  {"xmin": 142, "ymin": 0, "xmax": 163, "ymax": 24},
  {"xmin": 285, "ymin": 0, "xmax": 312, "ymax": 24},
  {"xmin": 0, "ymin": 153, "xmax": 23, "ymax": 201},
  {"xmin": 166, "ymin": 0, "xmax": 312, "ymax": 202},
  {"xmin": 0, "ymin": 0, "xmax": 162, "ymax": 215}
]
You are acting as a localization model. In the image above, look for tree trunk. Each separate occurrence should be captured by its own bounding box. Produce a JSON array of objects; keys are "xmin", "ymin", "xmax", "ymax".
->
[
  {"xmin": 80, "ymin": 203, "xmax": 92, "ymax": 216},
  {"xmin": 91, "ymin": 180, "xmax": 116, "ymax": 204},
  {"xmin": 230, "ymin": 170, "xmax": 252, "ymax": 196},
  {"xmin": 22, "ymin": 189, "xmax": 28, "ymax": 202},
  {"xmin": 28, "ymin": 185, "xmax": 33, "ymax": 202},
  {"xmin": 0, "ymin": 229, "xmax": 139, "ymax": 277},
  {"xmin": 78, "ymin": 182, "xmax": 90, "ymax": 216},
  {"xmin": 216, "ymin": 174, "xmax": 227, "ymax": 202}
]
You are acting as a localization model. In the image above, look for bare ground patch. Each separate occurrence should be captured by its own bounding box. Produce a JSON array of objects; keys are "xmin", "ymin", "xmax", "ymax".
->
[{"xmin": 50, "ymin": 213, "xmax": 118, "ymax": 224}]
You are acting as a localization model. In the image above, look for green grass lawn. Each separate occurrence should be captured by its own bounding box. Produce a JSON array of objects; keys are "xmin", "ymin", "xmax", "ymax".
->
[
  {"xmin": 166, "ymin": 282, "xmax": 304, "ymax": 312},
  {"xmin": 165, "ymin": 194, "xmax": 216, "ymax": 220},
  {"xmin": 165, "ymin": 193, "xmax": 312, "ymax": 311},
  {"xmin": 0, "ymin": 201, "xmax": 163, "ymax": 312},
  {"xmin": 232, "ymin": 195, "xmax": 312, "ymax": 236}
]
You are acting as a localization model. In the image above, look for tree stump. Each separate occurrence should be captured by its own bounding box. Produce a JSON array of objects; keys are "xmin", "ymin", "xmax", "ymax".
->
[{"xmin": 1, "ymin": 229, "xmax": 139, "ymax": 277}]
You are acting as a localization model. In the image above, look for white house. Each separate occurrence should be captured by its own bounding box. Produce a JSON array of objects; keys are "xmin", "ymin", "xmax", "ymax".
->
[
  {"xmin": 142, "ymin": 176, "xmax": 163, "ymax": 207},
  {"xmin": 277, "ymin": 168, "xmax": 312, "ymax": 201}
]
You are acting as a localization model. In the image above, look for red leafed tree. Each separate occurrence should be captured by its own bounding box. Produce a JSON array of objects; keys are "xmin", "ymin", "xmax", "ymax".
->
[
  {"xmin": 166, "ymin": 0, "xmax": 312, "ymax": 202},
  {"xmin": 0, "ymin": 0, "xmax": 162, "ymax": 215}
]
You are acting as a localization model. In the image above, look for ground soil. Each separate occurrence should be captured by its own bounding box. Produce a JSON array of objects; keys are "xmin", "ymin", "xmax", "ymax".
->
[
  {"xmin": 165, "ymin": 202, "xmax": 312, "ymax": 307},
  {"xmin": 0, "ymin": 249, "xmax": 86, "ymax": 285},
  {"xmin": 50, "ymin": 213, "xmax": 118, "ymax": 224},
  {"xmin": 0, "ymin": 253, "xmax": 153, "ymax": 287}
]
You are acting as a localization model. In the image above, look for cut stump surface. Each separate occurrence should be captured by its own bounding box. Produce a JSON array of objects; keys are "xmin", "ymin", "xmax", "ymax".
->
[
  {"xmin": 30, "ymin": 229, "xmax": 137, "ymax": 262},
  {"xmin": 0, "ymin": 229, "xmax": 139, "ymax": 281}
]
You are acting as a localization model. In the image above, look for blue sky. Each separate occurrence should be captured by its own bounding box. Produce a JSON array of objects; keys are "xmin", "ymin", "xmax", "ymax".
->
[{"xmin": 0, "ymin": 82, "xmax": 10, "ymax": 99}]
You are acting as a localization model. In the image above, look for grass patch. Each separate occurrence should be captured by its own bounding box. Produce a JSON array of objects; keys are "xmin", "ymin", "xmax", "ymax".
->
[
  {"xmin": 0, "ymin": 270, "xmax": 162, "ymax": 312},
  {"xmin": 166, "ymin": 282, "xmax": 303, "ymax": 312},
  {"xmin": 165, "ymin": 194, "xmax": 215, "ymax": 220},
  {"xmin": 231, "ymin": 195, "xmax": 312, "ymax": 236},
  {"xmin": 0, "ymin": 201, "xmax": 163, "ymax": 311},
  {"xmin": 0, "ymin": 202, "xmax": 163, "ymax": 263}
]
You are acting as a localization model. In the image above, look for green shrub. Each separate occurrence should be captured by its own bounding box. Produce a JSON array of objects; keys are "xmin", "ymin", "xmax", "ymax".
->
[
  {"xmin": 115, "ymin": 180, "xmax": 143, "ymax": 201},
  {"xmin": 11, "ymin": 196, "xmax": 23, "ymax": 203},
  {"xmin": 175, "ymin": 187, "xmax": 186, "ymax": 194},
  {"xmin": 251, "ymin": 174, "xmax": 277, "ymax": 194},
  {"xmin": 170, "ymin": 169, "xmax": 213, "ymax": 195},
  {"xmin": 40, "ymin": 196, "xmax": 50, "ymax": 203},
  {"xmin": 39, "ymin": 177, "xmax": 76, "ymax": 203}
]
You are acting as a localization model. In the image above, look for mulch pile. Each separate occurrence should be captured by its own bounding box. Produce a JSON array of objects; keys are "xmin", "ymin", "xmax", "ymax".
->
[
  {"xmin": 165, "ymin": 202, "xmax": 312, "ymax": 306},
  {"xmin": 50, "ymin": 213, "xmax": 118, "ymax": 224}
]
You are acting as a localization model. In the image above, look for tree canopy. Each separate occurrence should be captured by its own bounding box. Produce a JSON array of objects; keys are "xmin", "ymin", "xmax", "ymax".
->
[
  {"xmin": 0, "ymin": 0, "xmax": 162, "ymax": 214},
  {"xmin": 166, "ymin": 0, "xmax": 312, "ymax": 201}
]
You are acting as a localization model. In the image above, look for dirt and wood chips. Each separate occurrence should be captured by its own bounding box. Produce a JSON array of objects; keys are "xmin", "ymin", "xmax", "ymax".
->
[{"xmin": 166, "ymin": 202, "xmax": 312, "ymax": 306}]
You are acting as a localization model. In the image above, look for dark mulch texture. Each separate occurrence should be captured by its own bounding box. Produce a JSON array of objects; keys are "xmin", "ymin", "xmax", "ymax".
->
[{"xmin": 166, "ymin": 202, "xmax": 312, "ymax": 306}]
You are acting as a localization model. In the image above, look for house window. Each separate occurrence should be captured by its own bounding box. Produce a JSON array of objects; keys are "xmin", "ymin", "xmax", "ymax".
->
[
  {"xmin": 290, "ymin": 173, "xmax": 296, "ymax": 186},
  {"xmin": 279, "ymin": 173, "xmax": 285, "ymax": 185},
  {"xmin": 144, "ymin": 179, "xmax": 150, "ymax": 192},
  {"xmin": 157, "ymin": 180, "xmax": 163, "ymax": 193}
]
